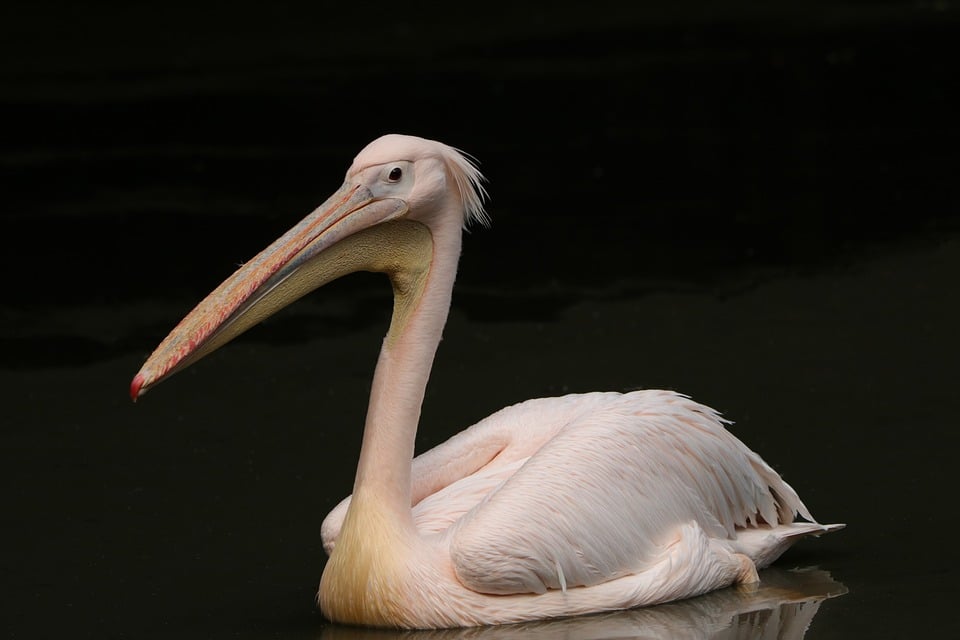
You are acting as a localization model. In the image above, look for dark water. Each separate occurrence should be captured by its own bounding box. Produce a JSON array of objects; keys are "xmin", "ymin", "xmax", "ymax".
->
[{"xmin": 3, "ymin": 3, "xmax": 959, "ymax": 638}]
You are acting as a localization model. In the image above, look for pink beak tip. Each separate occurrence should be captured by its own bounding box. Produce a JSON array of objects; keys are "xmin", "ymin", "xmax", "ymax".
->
[{"xmin": 130, "ymin": 373, "xmax": 145, "ymax": 402}]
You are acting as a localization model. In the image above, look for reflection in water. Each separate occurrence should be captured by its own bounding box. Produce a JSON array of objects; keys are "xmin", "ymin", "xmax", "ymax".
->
[{"xmin": 320, "ymin": 568, "xmax": 845, "ymax": 640}]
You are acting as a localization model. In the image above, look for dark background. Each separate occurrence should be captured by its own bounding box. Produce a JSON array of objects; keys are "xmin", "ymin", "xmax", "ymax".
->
[{"xmin": 3, "ymin": 1, "xmax": 959, "ymax": 638}]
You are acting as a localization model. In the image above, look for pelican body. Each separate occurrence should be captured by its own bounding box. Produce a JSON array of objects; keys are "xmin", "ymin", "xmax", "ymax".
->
[{"xmin": 131, "ymin": 135, "xmax": 841, "ymax": 628}]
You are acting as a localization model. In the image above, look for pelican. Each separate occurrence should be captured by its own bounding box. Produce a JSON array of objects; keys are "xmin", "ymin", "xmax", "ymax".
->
[{"xmin": 131, "ymin": 134, "xmax": 842, "ymax": 628}]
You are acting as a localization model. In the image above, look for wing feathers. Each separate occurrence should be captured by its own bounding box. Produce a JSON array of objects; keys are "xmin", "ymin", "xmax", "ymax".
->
[{"xmin": 449, "ymin": 390, "xmax": 816, "ymax": 596}]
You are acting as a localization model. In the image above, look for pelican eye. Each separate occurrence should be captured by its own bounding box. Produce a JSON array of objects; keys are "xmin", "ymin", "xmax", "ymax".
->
[{"xmin": 387, "ymin": 166, "xmax": 403, "ymax": 182}]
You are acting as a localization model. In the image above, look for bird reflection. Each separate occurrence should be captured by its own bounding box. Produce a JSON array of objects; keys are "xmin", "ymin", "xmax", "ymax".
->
[{"xmin": 318, "ymin": 567, "xmax": 845, "ymax": 640}]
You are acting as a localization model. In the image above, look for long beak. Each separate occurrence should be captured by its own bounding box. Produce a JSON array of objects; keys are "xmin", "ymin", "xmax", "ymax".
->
[{"xmin": 131, "ymin": 182, "xmax": 408, "ymax": 400}]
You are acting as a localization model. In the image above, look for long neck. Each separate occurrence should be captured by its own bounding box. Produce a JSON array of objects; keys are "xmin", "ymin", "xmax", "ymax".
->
[{"xmin": 351, "ymin": 217, "xmax": 461, "ymax": 525}]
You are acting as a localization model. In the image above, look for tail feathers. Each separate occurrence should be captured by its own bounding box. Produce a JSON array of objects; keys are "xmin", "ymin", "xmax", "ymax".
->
[{"xmin": 733, "ymin": 522, "xmax": 845, "ymax": 569}]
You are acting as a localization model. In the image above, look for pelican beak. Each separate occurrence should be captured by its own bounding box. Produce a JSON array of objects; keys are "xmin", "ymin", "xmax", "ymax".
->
[{"xmin": 130, "ymin": 182, "xmax": 408, "ymax": 400}]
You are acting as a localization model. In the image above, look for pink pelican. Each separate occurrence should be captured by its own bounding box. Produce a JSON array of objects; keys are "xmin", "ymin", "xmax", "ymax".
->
[{"xmin": 131, "ymin": 134, "xmax": 842, "ymax": 628}]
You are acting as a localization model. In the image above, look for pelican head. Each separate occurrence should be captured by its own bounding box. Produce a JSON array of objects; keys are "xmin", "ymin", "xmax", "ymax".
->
[{"xmin": 130, "ymin": 134, "xmax": 487, "ymax": 400}]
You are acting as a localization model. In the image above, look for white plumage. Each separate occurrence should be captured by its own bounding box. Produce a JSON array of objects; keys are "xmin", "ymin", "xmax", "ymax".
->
[{"xmin": 321, "ymin": 390, "xmax": 837, "ymax": 613}]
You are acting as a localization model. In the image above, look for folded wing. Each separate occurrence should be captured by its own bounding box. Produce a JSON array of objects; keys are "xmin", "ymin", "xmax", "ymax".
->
[{"xmin": 448, "ymin": 390, "xmax": 814, "ymax": 595}]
